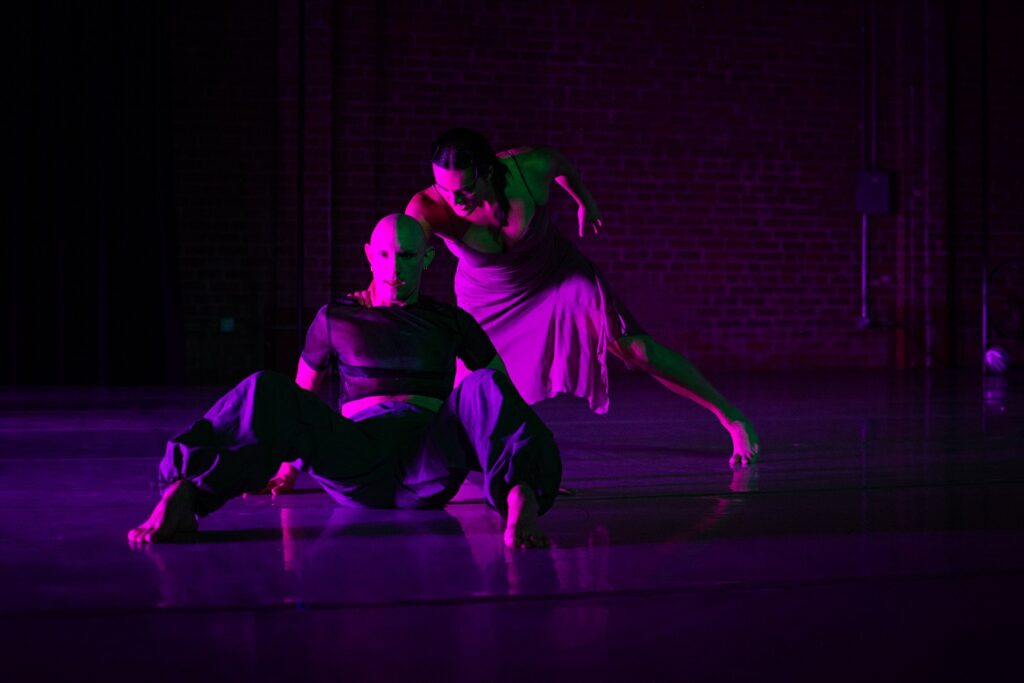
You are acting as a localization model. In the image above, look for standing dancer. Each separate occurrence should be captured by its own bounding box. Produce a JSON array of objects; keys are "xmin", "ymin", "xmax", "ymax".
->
[{"xmin": 404, "ymin": 128, "xmax": 759, "ymax": 467}]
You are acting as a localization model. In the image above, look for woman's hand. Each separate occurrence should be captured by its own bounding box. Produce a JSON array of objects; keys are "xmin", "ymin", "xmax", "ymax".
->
[
  {"xmin": 577, "ymin": 204, "xmax": 603, "ymax": 239},
  {"xmin": 348, "ymin": 283, "xmax": 374, "ymax": 307},
  {"xmin": 246, "ymin": 461, "xmax": 299, "ymax": 498}
]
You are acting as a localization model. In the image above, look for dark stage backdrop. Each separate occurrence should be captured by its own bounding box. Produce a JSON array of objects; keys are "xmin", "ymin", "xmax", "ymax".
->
[
  {"xmin": 6, "ymin": 1, "xmax": 1023, "ymax": 385},
  {"xmin": 6, "ymin": 3, "xmax": 183, "ymax": 385}
]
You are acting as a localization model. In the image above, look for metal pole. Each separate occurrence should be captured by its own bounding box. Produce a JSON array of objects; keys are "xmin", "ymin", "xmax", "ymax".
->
[
  {"xmin": 296, "ymin": 0, "xmax": 306, "ymax": 352},
  {"xmin": 859, "ymin": 0, "xmax": 877, "ymax": 328},
  {"xmin": 980, "ymin": 0, "xmax": 990, "ymax": 371}
]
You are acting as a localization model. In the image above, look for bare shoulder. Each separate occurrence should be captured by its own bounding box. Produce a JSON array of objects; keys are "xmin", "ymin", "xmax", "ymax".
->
[
  {"xmin": 406, "ymin": 188, "xmax": 436, "ymax": 216},
  {"xmin": 497, "ymin": 146, "xmax": 534, "ymax": 159},
  {"xmin": 406, "ymin": 189, "xmax": 451, "ymax": 238},
  {"xmin": 499, "ymin": 147, "xmax": 558, "ymax": 179},
  {"xmin": 498, "ymin": 146, "xmax": 553, "ymax": 168}
]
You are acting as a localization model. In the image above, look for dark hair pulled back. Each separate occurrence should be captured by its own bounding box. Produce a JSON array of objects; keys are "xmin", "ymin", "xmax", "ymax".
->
[{"xmin": 430, "ymin": 128, "xmax": 510, "ymax": 226}]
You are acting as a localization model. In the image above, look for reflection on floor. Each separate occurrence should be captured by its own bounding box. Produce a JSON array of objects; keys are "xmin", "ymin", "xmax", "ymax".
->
[{"xmin": 1, "ymin": 371, "xmax": 1022, "ymax": 681}]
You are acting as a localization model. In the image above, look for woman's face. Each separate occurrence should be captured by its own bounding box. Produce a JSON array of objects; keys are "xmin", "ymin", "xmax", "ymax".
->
[{"xmin": 432, "ymin": 164, "xmax": 485, "ymax": 216}]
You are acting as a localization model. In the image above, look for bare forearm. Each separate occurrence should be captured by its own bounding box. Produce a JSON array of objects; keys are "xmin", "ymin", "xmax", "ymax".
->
[
  {"xmin": 295, "ymin": 357, "xmax": 325, "ymax": 392},
  {"xmin": 550, "ymin": 150, "xmax": 597, "ymax": 210}
]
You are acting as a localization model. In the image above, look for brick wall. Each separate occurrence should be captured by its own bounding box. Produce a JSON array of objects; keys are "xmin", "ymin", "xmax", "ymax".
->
[
  {"xmin": 326, "ymin": 0, "xmax": 881, "ymax": 370},
  {"xmin": 170, "ymin": 0, "xmax": 1024, "ymax": 382},
  {"xmin": 171, "ymin": 1, "xmax": 279, "ymax": 382}
]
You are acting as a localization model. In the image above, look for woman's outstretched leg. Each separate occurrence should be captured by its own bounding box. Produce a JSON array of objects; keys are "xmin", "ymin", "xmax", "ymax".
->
[{"xmin": 610, "ymin": 334, "xmax": 760, "ymax": 467}]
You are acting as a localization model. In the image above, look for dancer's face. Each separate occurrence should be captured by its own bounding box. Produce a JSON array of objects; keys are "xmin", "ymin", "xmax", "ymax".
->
[
  {"xmin": 364, "ymin": 215, "xmax": 434, "ymax": 306},
  {"xmin": 432, "ymin": 164, "xmax": 486, "ymax": 216}
]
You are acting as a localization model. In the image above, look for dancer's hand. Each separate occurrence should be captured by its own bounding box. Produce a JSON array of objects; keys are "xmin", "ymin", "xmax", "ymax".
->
[
  {"xmin": 247, "ymin": 461, "xmax": 298, "ymax": 498},
  {"xmin": 578, "ymin": 204, "xmax": 602, "ymax": 239},
  {"xmin": 348, "ymin": 283, "xmax": 373, "ymax": 307}
]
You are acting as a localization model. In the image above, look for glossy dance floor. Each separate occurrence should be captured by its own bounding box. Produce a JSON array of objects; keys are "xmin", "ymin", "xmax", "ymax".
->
[{"xmin": 2, "ymin": 371, "xmax": 1022, "ymax": 681}]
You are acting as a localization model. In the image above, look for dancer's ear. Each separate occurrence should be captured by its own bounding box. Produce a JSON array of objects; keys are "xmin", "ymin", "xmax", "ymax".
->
[
  {"xmin": 363, "ymin": 243, "xmax": 372, "ymax": 266},
  {"xmin": 423, "ymin": 246, "xmax": 435, "ymax": 270}
]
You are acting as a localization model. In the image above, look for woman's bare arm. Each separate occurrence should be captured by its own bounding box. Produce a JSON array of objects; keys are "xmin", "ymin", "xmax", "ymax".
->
[
  {"xmin": 405, "ymin": 191, "xmax": 448, "ymax": 240},
  {"xmin": 534, "ymin": 147, "xmax": 603, "ymax": 238}
]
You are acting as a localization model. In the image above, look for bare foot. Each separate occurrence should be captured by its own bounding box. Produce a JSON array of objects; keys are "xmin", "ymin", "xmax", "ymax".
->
[
  {"xmin": 244, "ymin": 461, "xmax": 298, "ymax": 498},
  {"xmin": 128, "ymin": 480, "xmax": 199, "ymax": 543},
  {"xmin": 726, "ymin": 417, "xmax": 761, "ymax": 469},
  {"xmin": 504, "ymin": 484, "xmax": 549, "ymax": 549}
]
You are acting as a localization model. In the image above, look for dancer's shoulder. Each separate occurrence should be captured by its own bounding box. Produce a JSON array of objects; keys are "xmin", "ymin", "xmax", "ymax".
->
[
  {"xmin": 497, "ymin": 146, "xmax": 534, "ymax": 159},
  {"xmin": 406, "ymin": 189, "xmax": 451, "ymax": 237},
  {"xmin": 499, "ymin": 147, "xmax": 559, "ymax": 180}
]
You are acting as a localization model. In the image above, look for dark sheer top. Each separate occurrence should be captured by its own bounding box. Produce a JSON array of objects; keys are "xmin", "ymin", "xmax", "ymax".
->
[{"xmin": 301, "ymin": 295, "xmax": 497, "ymax": 405}]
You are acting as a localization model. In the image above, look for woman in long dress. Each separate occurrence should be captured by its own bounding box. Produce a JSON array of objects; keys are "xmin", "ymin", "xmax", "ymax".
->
[{"xmin": 405, "ymin": 128, "xmax": 760, "ymax": 467}]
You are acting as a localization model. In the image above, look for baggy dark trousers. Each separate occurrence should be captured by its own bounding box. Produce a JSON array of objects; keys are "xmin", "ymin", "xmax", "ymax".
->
[{"xmin": 158, "ymin": 369, "xmax": 562, "ymax": 517}]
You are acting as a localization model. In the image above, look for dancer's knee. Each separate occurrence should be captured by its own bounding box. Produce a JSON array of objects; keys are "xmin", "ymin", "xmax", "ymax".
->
[
  {"xmin": 248, "ymin": 370, "xmax": 290, "ymax": 389},
  {"xmin": 460, "ymin": 368, "xmax": 507, "ymax": 393},
  {"xmin": 236, "ymin": 371, "xmax": 294, "ymax": 403},
  {"xmin": 615, "ymin": 335, "xmax": 655, "ymax": 367},
  {"xmin": 237, "ymin": 370, "xmax": 268, "ymax": 394}
]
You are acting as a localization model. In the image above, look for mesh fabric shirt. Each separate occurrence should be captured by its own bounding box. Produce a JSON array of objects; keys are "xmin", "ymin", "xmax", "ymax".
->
[{"xmin": 301, "ymin": 295, "xmax": 498, "ymax": 407}]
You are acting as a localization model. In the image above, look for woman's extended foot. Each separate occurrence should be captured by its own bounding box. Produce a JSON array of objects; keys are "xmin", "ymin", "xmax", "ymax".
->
[
  {"xmin": 128, "ymin": 480, "xmax": 199, "ymax": 543},
  {"xmin": 726, "ymin": 417, "xmax": 761, "ymax": 468},
  {"xmin": 504, "ymin": 484, "xmax": 549, "ymax": 549}
]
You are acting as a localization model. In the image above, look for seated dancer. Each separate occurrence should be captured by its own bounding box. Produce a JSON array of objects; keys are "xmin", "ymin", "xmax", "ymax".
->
[
  {"xmin": 128, "ymin": 214, "xmax": 562, "ymax": 549},
  {"xmin": 402, "ymin": 128, "xmax": 760, "ymax": 467}
]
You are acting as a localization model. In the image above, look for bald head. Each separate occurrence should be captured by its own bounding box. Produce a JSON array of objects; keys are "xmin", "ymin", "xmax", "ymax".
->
[
  {"xmin": 370, "ymin": 213, "xmax": 427, "ymax": 251},
  {"xmin": 364, "ymin": 214, "xmax": 434, "ymax": 307}
]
